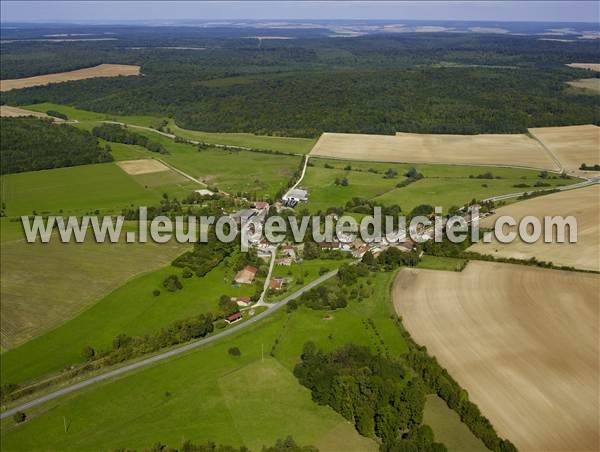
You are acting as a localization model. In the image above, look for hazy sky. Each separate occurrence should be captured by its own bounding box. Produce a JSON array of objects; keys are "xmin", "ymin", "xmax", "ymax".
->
[{"xmin": 1, "ymin": 1, "xmax": 599, "ymax": 23}]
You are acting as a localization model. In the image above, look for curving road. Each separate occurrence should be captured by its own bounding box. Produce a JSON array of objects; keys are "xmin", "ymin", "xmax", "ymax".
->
[{"xmin": 0, "ymin": 268, "xmax": 338, "ymax": 420}]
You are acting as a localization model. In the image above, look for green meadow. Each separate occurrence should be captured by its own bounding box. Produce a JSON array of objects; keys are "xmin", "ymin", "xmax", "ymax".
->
[
  {"xmin": 303, "ymin": 157, "xmax": 580, "ymax": 213},
  {"xmin": 23, "ymin": 103, "xmax": 161, "ymax": 128},
  {"xmin": 0, "ymin": 270, "xmax": 484, "ymax": 451},
  {"xmin": 0, "ymin": 225, "xmax": 189, "ymax": 350},
  {"xmin": 168, "ymin": 120, "xmax": 317, "ymax": 154},
  {"xmin": 424, "ymin": 395, "xmax": 487, "ymax": 452},
  {"xmin": 20, "ymin": 103, "xmax": 317, "ymax": 154},
  {"xmin": 130, "ymin": 131, "xmax": 303, "ymax": 197},
  {"xmin": 0, "ymin": 162, "xmax": 195, "ymax": 217},
  {"xmin": 0, "ymin": 260, "xmax": 256, "ymax": 385},
  {"xmin": 267, "ymin": 257, "xmax": 352, "ymax": 302}
]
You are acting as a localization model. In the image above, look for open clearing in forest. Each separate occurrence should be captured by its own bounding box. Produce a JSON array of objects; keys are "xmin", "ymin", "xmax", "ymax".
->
[
  {"xmin": 469, "ymin": 184, "xmax": 600, "ymax": 271},
  {"xmin": 116, "ymin": 158, "xmax": 169, "ymax": 175},
  {"xmin": 310, "ymin": 131, "xmax": 559, "ymax": 170},
  {"xmin": 0, "ymin": 64, "xmax": 141, "ymax": 91},
  {"xmin": 567, "ymin": 78, "xmax": 600, "ymax": 94},
  {"xmin": 528, "ymin": 125, "xmax": 600, "ymax": 175},
  {"xmin": 0, "ymin": 105, "xmax": 58, "ymax": 120},
  {"xmin": 566, "ymin": 63, "xmax": 600, "ymax": 71},
  {"xmin": 393, "ymin": 262, "xmax": 599, "ymax": 452}
]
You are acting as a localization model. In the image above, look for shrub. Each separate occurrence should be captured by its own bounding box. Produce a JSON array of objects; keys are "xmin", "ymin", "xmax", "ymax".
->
[
  {"xmin": 13, "ymin": 411, "xmax": 26, "ymax": 423},
  {"xmin": 81, "ymin": 345, "xmax": 95, "ymax": 360},
  {"xmin": 152, "ymin": 289, "xmax": 161, "ymax": 297},
  {"xmin": 163, "ymin": 274, "xmax": 183, "ymax": 292},
  {"xmin": 182, "ymin": 267, "xmax": 193, "ymax": 278},
  {"xmin": 228, "ymin": 347, "xmax": 241, "ymax": 357}
]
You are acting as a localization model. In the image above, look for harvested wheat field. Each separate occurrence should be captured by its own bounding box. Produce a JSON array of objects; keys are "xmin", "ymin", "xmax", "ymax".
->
[
  {"xmin": 394, "ymin": 262, "xmax": 599, "ymax": 451},
  {"xmin": 470, "ymin": 184, "xmax": 600, "ymax": 271},
  {"xmin": 117, "ymin": 159, "xmax": 169, "ymax": 175},
  {"xmin": 528, "ymin": 125, "xmax": 600, "ymax": 174},
  {"xmin": 310, "ymin": 132, "xmax": 558, "ymax": 170},
  {"xmin": 0, "ymin": 105, "xmax": 56, "ymax": 120},
  {"xmin": 566, "ymin": 63, "xmax": 600, "ymax": 71},
  {"xmin": 0, "ymin": 64, "xmax": 140, "ymax": 91},
  {"xmin": 567, "ymin": 78, "xmax": 600, "ymax": 94}
]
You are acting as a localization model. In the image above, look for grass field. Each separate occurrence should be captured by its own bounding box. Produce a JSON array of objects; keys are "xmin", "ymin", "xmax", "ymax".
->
[
  {"xmin": 469, "ymin": 184, "xmax": 600, "ymax": 271},
  {"xmin": 130, "ymin": 131, "xmax": 302, "ymax": 197},
  {"xmin": 0, "ymin": 259, "xmax": 257, "ymax": 385},
  {"xmin": 22, "ymin": 103, "xmax": 161, "ymax": 128},
  {"xmin": 0, "ymin": 225, "xmax": 189, "ymax": 350},
  {"xmin": 0, "ymin": 272, "xmax": 409, "ymax": 451},
  {"xmin": 1, "ymin": 64, "xmax": 140, "ymax": 92},
  {"xmin": 423, "ymin": 395, "xmax": 487, "ymax": 452},
  {"xmin": 268, "ymin": 258, "xmax": 352, "ymax": 301},
  {"xmin": 310, "ymin": 131, "xmax": 558, "ymax": 170},
  {"xmin": 0, "ymin": 162, "xmax": 196, "ymax": 217},
  {"xmin": 303, "ymin": 158, "xmax": 578, "ymax": 213},
  {"xmin": 394, "ymin": 262, "xmax": 600, "ymax": 451},
  {"xmin": 0, "ymin": 312, "xmax": 375, "ymax": 452},
  {"xmin": 168, "ymin": 120, "xmax": 317, "ymax": 154},
  {"xmin": 19, "ymin": 103, "xmax": 316, "ymax": 154}
]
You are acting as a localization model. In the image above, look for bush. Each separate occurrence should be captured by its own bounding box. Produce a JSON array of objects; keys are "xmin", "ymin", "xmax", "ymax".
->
[
  {"xmin": 152, "ymin": 289, "xmax": 161, "ymax": 297},
  {"xmin": 13, "ymin": 411, "xmax": 26, "ymax": 423},
  {"xmin": 163, "ymin": 274, "xmax": 183, "ymax": 292},
  {"xmin": 182, "ymin": 267, "xmax": 193, "ymax": 278},
  {"xmin": 46, "ymin": 110, "xmax": 68, "ymax": 120},
  {"xmin": 81, "ymin": 345, "xmax": 95, "ymax": 360},
  {"xmin": 228, "ymin": 347, "xmax": 241, "ymax": 357}
]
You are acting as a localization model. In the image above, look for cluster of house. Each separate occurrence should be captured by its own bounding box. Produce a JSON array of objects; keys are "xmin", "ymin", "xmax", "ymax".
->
[{"xmin": 230, "ymin": 201, "xmax": 270, "ymax": 225}]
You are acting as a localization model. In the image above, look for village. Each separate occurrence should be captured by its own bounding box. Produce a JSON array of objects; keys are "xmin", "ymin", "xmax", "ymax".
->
[{"xmin": 221, "ymin": 186, "xmax": 489, "ymax": 324}]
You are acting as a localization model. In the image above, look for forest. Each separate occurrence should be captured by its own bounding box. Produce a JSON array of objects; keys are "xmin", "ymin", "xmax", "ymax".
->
[
  {"xmin": 1, "ymin": 30, "xmax": 599, "ymax": 136},
  {"xmin": 0, "ymin": 117, "xmax": 112, "ymax": 174}
]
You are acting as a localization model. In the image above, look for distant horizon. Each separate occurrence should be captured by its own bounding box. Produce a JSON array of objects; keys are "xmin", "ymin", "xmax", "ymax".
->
[
  {"xmin": 2, "ymin": 18, "xmax": 599, "ymax": 25},
  {"xmin": 2, "ymin": 1, "xmax": 599, "ymax": 24}
]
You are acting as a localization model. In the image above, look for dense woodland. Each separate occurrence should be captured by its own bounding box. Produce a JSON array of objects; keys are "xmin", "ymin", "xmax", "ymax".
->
[
  {"xmin": 0, "ymin": 117, "xmax": 112, "ymax": 174},
  {"xmin": 2, "ymin": 29, "xmax": 599, "ymax": 136}
]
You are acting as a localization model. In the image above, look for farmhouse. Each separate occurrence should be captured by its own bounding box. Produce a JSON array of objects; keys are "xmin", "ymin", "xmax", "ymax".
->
[
  {"xmin": 194, "ymin": 189, "xmax": 215, "ymax": 196},
  {"xmin": 282, "ymin": 188, "xmax": 309, "ymax": 205},
  {"xmin": 253, "ymin": 201, "xmax": 269, "ymax": 210},
  {"xmin": 276, "ymin": 257, "xmax": 293, "ymax": 266},
  {"xmin": 234, "ymin": 296, "xmax": 252, "ymax": 307},
  {"xmin": 269, "ymin": 277, "xmax": 285, "ymax": 290},
  {"xmin": 232, "ymin": 208, "xmax": 256, "ymax": 224},
  {"xmin": 225, "ymin": 312, "xmax": 243, "ymax": 324},
  {"xmin": 234, "ymin": 266, "xmax": 257, "ymax": 284}
]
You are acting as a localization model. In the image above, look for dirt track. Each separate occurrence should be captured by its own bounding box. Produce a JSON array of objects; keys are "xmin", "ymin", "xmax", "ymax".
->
[
  {"xmin": 470, "ymin": 184, "xmax": 600, "ymax": 271},
  {"xmin": 310, "ymin": 131, "xmax": 558, "ymax": 170},
  {"xmin": 528, "ymin": 125, "xmax": 600, "ymax": 175},
  {"xmin": 393, "ymin": 262, "xmax": 599, "ymax": 451},
  {"xmin": 0, "ymin": 64, "xmax": 140, "ymax": 91}
]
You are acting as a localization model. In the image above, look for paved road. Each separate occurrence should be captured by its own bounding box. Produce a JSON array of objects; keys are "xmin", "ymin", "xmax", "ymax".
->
[
  {"xmin": 0, "ymin": 268, "xmax": 339, "ymax": 420},
  {"xmin": 483, "ymin": 179, "xmax": 596, "ymax": 203}
]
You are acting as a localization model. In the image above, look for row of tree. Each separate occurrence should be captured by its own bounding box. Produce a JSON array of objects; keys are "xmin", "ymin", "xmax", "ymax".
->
[{"xmin": 92, "ymin": 123, "xmax": 168, "ymax": 154}]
